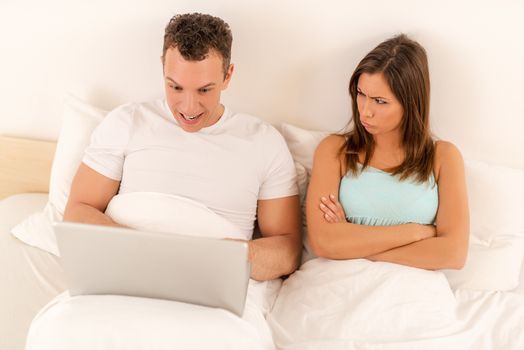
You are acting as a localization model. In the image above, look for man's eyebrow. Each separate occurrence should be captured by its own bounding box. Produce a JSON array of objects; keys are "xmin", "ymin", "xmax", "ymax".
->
[{"xmin": 165, "ymin": 77, "xmax": 216, "ymax": 89}]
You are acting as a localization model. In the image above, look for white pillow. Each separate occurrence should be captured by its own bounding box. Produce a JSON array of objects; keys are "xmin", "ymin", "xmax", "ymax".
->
[
  {"xmin": 442, "ymin": 238, "xmax": 524, "ymax": 291},
  {"xmin": 294, "ymin": 161, "xmax": 308, "ymax": 205},
  {"xmin": 11, "ymin": 202, "xmax": 62, "ymax": 255},
  {"xmin": 452, "ymin": 160, "xmax": 524, "ymax": 291},
  {"xmin": 280, "ymin": 123, "xmax": 329, "ymax": 177},
  {"xmin": 465, "ymin": 159, "xmax": 524, "ymax": 244},
  {"xmin": 11, "ymin": 95, "xmax": 106, "ymax": 255},
  {"xmin": 293, "ymin": 161, "xmax": 316, "ymax": 263},
  {"xmin": 281, "ymin": 125, "xmax": 524, "ymax": 242},
  {"xmin": 281, "ymin": 123, "xmax": 330, "ymax": 263},
  {"xmin": 48, "ymin": 95, "xmax": 107, "ymax": 215},
  {"xmin": 280, "ymin": 123, "xmax": 524, "ymax": 291},
  {"xmin": 105, "ymin": 192, "xmax": 246, "ymax": 240}
]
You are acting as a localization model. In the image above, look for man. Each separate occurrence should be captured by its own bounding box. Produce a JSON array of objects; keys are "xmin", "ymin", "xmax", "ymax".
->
[{"xmin": 27, "ymin": 13, "xmax": 300, "ymax": 349}]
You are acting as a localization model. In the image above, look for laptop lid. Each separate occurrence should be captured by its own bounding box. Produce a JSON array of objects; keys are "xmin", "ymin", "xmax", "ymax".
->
[{"xmin": 53, "ymin": 222, "xmax": 251, "ymax": 316}]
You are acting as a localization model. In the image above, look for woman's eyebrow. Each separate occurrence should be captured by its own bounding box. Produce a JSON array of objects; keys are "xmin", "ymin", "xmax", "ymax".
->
[{"xmin": 357, "ymin": 87, "xmax": 388, "ymax": 100}]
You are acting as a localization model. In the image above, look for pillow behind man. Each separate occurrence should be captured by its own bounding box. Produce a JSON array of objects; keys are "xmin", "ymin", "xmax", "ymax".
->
[{"xmin": 11, "ymin": 95, "xmax": 106, "ymax": 255}]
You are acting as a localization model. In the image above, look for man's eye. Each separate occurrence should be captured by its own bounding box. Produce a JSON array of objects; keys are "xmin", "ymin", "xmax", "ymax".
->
[{"xmin": 199, "ymin": 88, "xmax": 209, "ymax": 93}]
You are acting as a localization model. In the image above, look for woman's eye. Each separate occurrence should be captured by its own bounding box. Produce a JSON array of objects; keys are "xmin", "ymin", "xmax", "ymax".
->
[{"xmin": 375, "ymin": 98, "xmax": 386, "ymax": 104}]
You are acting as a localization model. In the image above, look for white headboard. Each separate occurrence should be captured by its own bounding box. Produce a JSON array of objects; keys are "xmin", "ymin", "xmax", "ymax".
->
[{"xmin": 1, "ymin": 0, "xmax": 522, "ymax": 168}]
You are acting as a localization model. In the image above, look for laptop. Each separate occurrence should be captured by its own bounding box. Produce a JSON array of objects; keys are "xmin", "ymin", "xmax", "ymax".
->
[{"xmin": 53, "ymin": 222, "xmax": 251, "ymax": 316}]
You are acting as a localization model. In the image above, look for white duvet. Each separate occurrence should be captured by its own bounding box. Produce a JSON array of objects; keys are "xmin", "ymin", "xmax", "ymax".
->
[
  {"xmin": 268, "ymin": 258, "xmax": 524, "ymax": 350},
  {"xmin": 26, "ymin": 192, "xmax": 280, "ymax": 350},
  {"xmin": 23, "ymin": 192, "xmax": 524, "ymax": 349}
]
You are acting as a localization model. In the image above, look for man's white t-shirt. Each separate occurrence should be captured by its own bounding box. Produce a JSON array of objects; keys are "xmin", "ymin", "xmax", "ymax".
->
[{"xmin": 82, "ymin": 99, "xmax": 298, "ymax": 239}]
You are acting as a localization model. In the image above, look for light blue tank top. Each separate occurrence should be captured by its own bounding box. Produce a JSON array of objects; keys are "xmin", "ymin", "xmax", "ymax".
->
[{"xmin": 339, "ymin": 165, "xmax": 438, "ymax": 226}]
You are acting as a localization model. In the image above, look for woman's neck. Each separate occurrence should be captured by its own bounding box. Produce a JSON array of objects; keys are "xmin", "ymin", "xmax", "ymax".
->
[{"xmin": 371, "ymin": 133, "xmax": 404, "ymax": 168}]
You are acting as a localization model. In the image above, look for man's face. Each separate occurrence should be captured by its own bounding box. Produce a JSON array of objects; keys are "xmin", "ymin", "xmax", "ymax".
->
[{"xmin": 163, "ymin": 47, "xmax": 233, "ymax": 133}]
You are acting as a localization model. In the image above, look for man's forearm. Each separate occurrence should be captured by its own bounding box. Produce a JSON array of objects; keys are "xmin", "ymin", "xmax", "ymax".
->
[
  {"xmin": 248, "ymin": 234, "xmax": 301, "ymax": 281},
  {"xmin": 64, "ymin": 202, "xmax": 124, "ymax": 227}
]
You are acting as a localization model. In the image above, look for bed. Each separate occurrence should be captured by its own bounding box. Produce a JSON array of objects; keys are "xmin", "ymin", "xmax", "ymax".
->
[
  {"xmin": 3, "ymin": 0, "xmax": 524, "ymax": 348},
  {"xmin": 268, "ymin": 124, "xmax": 524, "ymax": 350},
  {"xmin": 0, "ymin": 136, "xmax": 66, "ymax": 350},
  {"xmin": 2, "ymin": 111, "xmax": 524, "ymax": 349},
  {"xmin": 0, "ymin": 97, "xmax": 283, "ymax": 350}
]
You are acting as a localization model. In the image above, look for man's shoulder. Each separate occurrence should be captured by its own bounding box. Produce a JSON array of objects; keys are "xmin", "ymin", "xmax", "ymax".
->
[
  {"xmin": 226, "ymin": 109, "xmax": 282, "ymax": 141},
  {"xmin": 105, "ymin": 98, "xmax": 170, "ymax": 123},
  {"xmin": 130, "ymin": 98, "xmax": 169, "ymax": 117}
]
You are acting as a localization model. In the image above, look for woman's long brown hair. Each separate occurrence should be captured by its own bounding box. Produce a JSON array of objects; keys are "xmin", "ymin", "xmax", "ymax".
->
[{"xmin": 342, "ymin": 34, "xmax": 435, "ymax": 183}]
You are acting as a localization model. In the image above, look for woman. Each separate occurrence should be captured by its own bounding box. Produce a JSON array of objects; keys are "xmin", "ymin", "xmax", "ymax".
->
[
  {"xmin": 267, "ymin": 34, "xmax": 470, "ymax": 348},
  {"xmin": 307, "ymin": 34, "xmax": 469, "ymax": 270}
]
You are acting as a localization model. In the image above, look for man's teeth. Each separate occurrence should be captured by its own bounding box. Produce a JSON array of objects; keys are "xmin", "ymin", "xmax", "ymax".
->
[{"xmin": 183, "ymin": 114, "xmax": 198, "ymax": 120}]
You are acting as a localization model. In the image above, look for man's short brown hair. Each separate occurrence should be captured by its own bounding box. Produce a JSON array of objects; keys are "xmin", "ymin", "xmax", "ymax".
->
[{"xmin": 162, "ymin": 13, "xmax": 233, "ymax": 76}]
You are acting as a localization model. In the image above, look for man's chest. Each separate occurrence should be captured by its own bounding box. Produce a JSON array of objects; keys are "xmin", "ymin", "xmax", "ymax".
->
[{"xmin": 119, "ymin": 138, "xmax": 263, "ymax": 210}]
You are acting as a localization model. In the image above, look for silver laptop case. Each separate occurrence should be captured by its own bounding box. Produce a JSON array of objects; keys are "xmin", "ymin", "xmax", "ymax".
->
[{"xmin": 54, "ymin": 222, "xmax": 251, "ymax": 316}]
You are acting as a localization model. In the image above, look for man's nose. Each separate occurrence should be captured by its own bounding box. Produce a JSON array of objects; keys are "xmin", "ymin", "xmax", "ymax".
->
[{"xmin": 180, "ymin": 93, "xmax": 199, "ymax": 115}]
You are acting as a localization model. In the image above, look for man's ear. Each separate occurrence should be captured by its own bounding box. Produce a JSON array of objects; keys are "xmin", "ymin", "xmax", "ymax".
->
[{"xmin": 222, "ymin": 64, "xmax": 235, "ymax": 89}]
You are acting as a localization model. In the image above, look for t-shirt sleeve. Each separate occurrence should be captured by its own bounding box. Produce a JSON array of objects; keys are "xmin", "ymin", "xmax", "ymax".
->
[
  {"xmin": 258, "ymin": 127, "xmax": 299, "ymax": 200},
  {"xmin": 82, "ymin": 104, "xmax": 135, "ymax": 181}
]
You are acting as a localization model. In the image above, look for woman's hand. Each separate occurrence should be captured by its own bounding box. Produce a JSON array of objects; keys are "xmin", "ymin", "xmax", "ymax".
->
[
  {"xmin": 417, "ymin": 224, "xmax": 437, "ymax": 240},
  {"xmin": 319, "ymin": 194, "xmax": 347, "ymax": 223}
]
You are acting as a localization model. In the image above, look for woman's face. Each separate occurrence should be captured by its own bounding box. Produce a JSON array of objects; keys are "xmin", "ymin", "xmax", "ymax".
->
[{"xmin": 356, "ymin": 72, "xmax": 404, "ymax": 137}]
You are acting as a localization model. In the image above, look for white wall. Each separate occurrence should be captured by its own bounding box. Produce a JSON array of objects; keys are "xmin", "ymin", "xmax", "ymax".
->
[{"xmin": 1, "ymin": 0, "xmax": 523, "ymax": 167}]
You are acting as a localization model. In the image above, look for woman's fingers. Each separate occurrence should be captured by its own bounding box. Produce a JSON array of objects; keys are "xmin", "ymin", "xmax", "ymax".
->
[
  {"xmin": 320, "ymin": 202, "xmax": 337, "ymax": 222},
  {"xmin": 321, "ymin": 194, "xmax": 347, "ymax": 222},
  {"xmin": 320, "ymin": 196, "xmax": 345, "ymax": 222},
  {"xmin": 331, "ymin": 195, "xmax": 347, "ymax": 219},
  {"xmin": 321, "ymin": 196, "xmax": 338, "ymax": 214}
]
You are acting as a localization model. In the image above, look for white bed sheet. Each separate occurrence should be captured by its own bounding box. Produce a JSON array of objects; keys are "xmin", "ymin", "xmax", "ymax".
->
[
  {"xmin": 4, "ymin": 193, "xmax": 524, "ymax": 350},
  {"xmin": 23, "ymin": 192, "xmax": 282, "ymax": 350},
  {"xmin": 27, "ymin": 279, "xmax": 281, "ymax": 350},
  {"xmin": 268, "ymin": 258, "xmax": 524, "ymax": 350},
  {"xmin": 0, "ymin": 193, "xmax": 66, "ymax": 350},
  {"xmin": 514, "ymin": 258, "xmax": 524, "ymax": 294}
]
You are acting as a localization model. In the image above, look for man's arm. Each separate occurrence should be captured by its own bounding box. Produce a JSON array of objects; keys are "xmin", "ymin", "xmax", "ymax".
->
[
  {"xmin": 63, "ymin": 163, "xmax": 123, "ymax": 227},
  {"xmin": 248, "ymin": 195, "xmax": 301, "ymax": 281}
]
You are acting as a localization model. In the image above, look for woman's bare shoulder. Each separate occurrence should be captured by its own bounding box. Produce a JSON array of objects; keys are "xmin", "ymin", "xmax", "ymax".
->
[
  {"xmin": 435, "ymin": 140, "xmax": 462, "ymax": 160},
  {"xmin": 316, "ymin": 134, "xmax": 346, "ymax": 152},
  {"xmin": 434, "ymin": 140, "xmax": 464, "ymax": 179}
]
